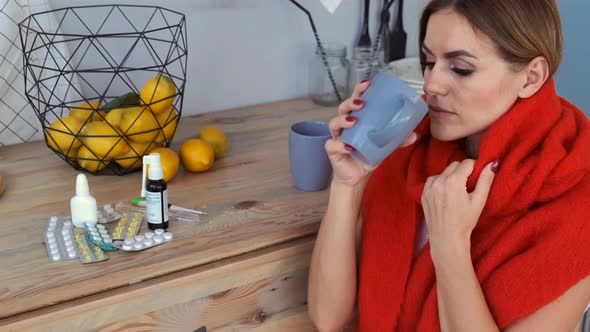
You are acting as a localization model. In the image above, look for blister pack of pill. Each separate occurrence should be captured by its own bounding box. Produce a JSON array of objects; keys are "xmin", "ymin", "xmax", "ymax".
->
[
  {"xmin": 113, "ymin": 229, "xmax": 173, "ymax": 251},
  {"xmin": 114, "ymin": 201, "xmax": 201, "ymax": 225},
  {"xmin": 97, "ymin": 203, "xmax": 123, "ymax": 224},
  {"xmin": 44, "ymin": 216, "xmax": 80, "ymax": 262},
  {"xmin": 111, "ymin": 212, "xmax": 144, "ymax": 241},
  {"xmin": 84, "ymin": 223, "xmax": 117, "ymax": 251},
  {"xmin": 74, "ymin": 233, "xmax": 109, "ymax": 263}
]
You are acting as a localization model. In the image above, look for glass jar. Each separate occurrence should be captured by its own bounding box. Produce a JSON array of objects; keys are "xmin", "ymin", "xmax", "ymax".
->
[
  {"xmin": 347, "ymin": 46, "xmax": 385, "ymax": 97},
  {"xmin": 309, "ymin": 43, "xmax": 349, "ymax": 106}
]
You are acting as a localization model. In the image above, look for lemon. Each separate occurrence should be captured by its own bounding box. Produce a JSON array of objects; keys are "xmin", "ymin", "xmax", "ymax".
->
[
  {"xmin": 77, "ymin": 145, "xmax": 109, "ymax": 172},
  {"xmin": 150, "ymin": 147, "xmax": 180, "ymax": 182},
  {"xmin": 140, "ymin": 74, "xmax": 176, "ymax": 114},
  {"xmin": 79, "ymin": 121, "xmax": 129, "ymax": 159},
  {"xmin": 119, "ymin": 106, "xmax": 160, "ymax": 143},
  {"xmin": 47, "ymin": 116, "xmax": 84, "ymax": 154},
  {"xmin": 69, "ymin": 101, "xmax": 101, "ymax": 123},
  {"xmin": 179, "ymin": 139, "xmax": 215, "ymax": 172},
  {"xmin": 103, "ymin": 107, "xmax": 126, "ymax": 127},
  {"xmin": 155, "ymin": 107, "xmax": 178, "ymax": 143},
  {"xmin": 114, "ymin": 140, "xmax": 158, "ymax": 170},
  {"xmin": 199, "ymin": 126, "xmax": 227, "ymax": 159},
  {"xmin": 63, "ymin": 148, "xmax": 79, "ymax": 158}
]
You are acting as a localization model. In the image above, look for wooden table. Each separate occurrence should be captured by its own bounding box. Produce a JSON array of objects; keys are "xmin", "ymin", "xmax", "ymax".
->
[{"xmin": 0, "ymin": 98, "xmax": 332, "ymax": 331}]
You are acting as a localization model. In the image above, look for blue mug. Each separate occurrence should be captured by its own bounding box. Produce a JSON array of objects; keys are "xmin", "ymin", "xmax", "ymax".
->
[
  {"xmin": 289, "ymin": 121, "xmax": 333, "ymax": 191},
  {"xmin": 341, "ymin": 71, "xmax": 428, "ymax": 166}
]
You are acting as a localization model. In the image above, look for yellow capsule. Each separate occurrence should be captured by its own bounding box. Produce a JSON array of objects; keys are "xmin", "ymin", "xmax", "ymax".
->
[{"xmin": 95, "ymin": 248, "xmax": 104, "ymax": 260}]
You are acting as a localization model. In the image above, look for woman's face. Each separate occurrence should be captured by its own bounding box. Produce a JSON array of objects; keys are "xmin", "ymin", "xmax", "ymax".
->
[{"xmin": 422, "ymin": 9, "xmax": 523, "ymax": 141}]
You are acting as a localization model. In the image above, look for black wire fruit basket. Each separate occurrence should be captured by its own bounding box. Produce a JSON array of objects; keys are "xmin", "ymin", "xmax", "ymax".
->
[{"xmin": 18, "ymin": 5, "xmax": 188, "ymax": 175}]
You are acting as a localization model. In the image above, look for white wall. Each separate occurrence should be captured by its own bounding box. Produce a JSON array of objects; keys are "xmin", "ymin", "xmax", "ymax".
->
[{"xmin": 47, "ymin": 0, "xmax": 429, "ymax": 116}]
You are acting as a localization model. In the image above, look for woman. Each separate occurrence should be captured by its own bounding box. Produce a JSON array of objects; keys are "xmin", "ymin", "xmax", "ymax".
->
[{"xmin": 308, "ymin": 0, "xmax": 590, "ymax": 331}]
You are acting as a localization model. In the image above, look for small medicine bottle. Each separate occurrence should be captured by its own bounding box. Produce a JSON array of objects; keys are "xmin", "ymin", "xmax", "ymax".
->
[{"xmin": 142, "ymin": 153, "xmax": 169, "ymax": 230}]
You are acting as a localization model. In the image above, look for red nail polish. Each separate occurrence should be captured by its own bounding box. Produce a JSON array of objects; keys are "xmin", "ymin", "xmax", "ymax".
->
[
  {"xmin": 353, "ymin": 99, "xmax": 364, "ymax": 106},
  {"xmin": 346, "ymin": 115, "xmax": 357, "ymax": 122},
  {"xmin": 361, "ymin": 79, "xmax": 370, "ymax": 84},
  {"xmin": 491, "ymin": 160, "xmax": 500, "ymax": 173},
  {"xmin": 345, "ymin": 144, "xmax": 356, "ymax": 152}
]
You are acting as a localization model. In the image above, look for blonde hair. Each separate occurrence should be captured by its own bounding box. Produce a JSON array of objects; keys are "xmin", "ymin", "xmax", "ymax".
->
[{"xmin": 419, "ymin": 0, "xmax": 563, "ymax": 76}]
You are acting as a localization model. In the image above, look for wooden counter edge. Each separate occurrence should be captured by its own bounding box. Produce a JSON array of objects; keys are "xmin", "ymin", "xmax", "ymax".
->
[{"xmin": 0, "ymin": 236, "xmax": 316, "ymax": 331}]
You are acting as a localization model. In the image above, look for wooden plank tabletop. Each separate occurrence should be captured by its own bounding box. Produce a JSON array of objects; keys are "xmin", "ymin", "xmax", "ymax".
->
[{"xmin": 0, "ymin": 98, "xmax": 333, "ymax": 320}]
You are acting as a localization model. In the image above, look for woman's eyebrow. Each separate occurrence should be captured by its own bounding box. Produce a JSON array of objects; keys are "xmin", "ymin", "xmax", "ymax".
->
[{"xmin": 422, "ymin": 44, "xmax": 479, "ymax": 60}]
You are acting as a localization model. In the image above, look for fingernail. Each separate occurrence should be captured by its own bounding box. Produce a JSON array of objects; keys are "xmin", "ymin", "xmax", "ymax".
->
[
  {"xmin": 345, "ymin": 144, "xmax": 356, "ymax": 152},
  {"xmin": 346, "ymin": 115, "xmax": 357, "ymax": 122},
  {"xmin": 361, "ymin": 79, "xmax": 370, "ymax": 85},
  {"xmin": 353, "ymin": 99, "xmax": 365, "ymax": 106},
  {"xmin": 491, "ymin": 160, "xmax": 500, "ymax": 173}
]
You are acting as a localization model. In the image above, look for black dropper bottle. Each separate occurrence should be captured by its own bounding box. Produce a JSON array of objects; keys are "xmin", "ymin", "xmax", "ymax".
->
[{"xmin": 144, "ymin": 153, "xmax": 169, "ymax": 230}]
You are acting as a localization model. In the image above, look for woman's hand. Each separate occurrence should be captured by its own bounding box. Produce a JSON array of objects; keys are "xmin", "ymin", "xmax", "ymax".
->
[
  {"xmin": 326, "ymin": 80, "xmax": 418, "ymax": 187},
  {"xmin": 421, "ymin": 159, "xmax": 498, "ymax": 260}
]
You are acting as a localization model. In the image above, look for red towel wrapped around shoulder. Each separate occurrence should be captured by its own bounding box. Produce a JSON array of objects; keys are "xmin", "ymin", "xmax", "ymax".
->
[{"xmin": 357, "ymin": 79, "xmax": 590, "ymax": 331}]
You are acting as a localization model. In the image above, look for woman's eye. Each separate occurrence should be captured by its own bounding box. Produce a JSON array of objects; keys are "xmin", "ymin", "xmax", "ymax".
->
[
  {"xmin": 451, "ymin": 66, "xmax": 474, "ymax": 77},
  {"xmin": 421, "ymin": 61, "xmax": 435, "ymax": 69}
]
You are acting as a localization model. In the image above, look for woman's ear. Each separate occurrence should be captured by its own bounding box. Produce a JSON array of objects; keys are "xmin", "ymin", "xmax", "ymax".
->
[{"xmin": 518, "ymin": 56, "xmax": 550, "ymax": 98}]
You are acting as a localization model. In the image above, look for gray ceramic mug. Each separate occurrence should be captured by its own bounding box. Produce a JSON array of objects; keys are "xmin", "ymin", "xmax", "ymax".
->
[
  {"xmin": 289, "ymin": 121, "xmax": 333, "ymax": 191},
  {"xmin": 341, "ymin": 71, "xmax": 428, "ymax": 166}
]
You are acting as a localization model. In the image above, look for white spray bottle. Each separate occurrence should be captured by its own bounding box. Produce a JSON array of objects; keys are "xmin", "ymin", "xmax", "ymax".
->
[
  {"xmin": 142, "ymin": 153, "xmax": 169, "ymax": 230},
  {"xmin": 70, "ymin": 173, "xmax": 97, "ymax": 228}
]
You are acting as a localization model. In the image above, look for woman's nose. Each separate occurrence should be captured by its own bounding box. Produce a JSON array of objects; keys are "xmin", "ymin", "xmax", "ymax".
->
[{"xmin": 423, "ymin": 66, "xmax": 448, "ymax": 97}]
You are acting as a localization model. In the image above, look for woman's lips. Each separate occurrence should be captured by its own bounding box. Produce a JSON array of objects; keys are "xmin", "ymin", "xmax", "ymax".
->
[{"xmin": 428, "ymin": 105, "xmax": 456, "ymax": 119}]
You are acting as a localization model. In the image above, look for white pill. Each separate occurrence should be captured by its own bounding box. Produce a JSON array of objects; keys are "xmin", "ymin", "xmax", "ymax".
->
[
  {"xmin": 66, "ymin": 244, "xmax": 75, "ymax": 251},
  {"xmin": 133, "ymin": 242, "xmax": 143, "ymax": 249},
  {"xmin": 52, "ymin": 253, "xmax": 61, "ymax": 260},
  {"xmin": 49, "ymin": 242, "xmax": 57, "ymax": 249},
  {"xmin": 99, "ymin": 229, "xmax": 109, "ymax": 235},
  {"xmin": 143, "ymin": 238, "xmax": 154, "ymax": 246},
  {"xmin": 63, "ymin": 233, "xmax": 71, "ymax": 240},
  {"xmin": 47, "ymin": 237, "xmax": 57, "ymax": 244},
  {"xmin": 46, "ymin": 231, "xmax": 54, "ymax": 238},
  {"xmin": 47, "ymin": 225, "xmax": 56, "ymax": 232},
  {"xmin": 104, "ymin": 204, "xmax": 112, "ymax": 210},
  {"xmin": 64, "ymin": 239, "xmax": 73, "ymax": 246},
  {"xmin": 145, "ymin": 232, "xmax": 154, "ymax": 239},
  {"xmin": 50, "ymin": 216, "xmax": 58, "ymax": 222},
  {"xmin": 135, "ymin": 235, "xmax": 145, "ymax": 242},
  {"xmin": 122, "ymin": 244, "xmax": 132, "ymax": 250},
  {"xmin": 154, "ymin": 229, "xmax": 165, "ymax": 236},
  {"xmin": 124, "ymin": 238, "xmax": 134, "ymax": 245},
  {"xmin": 153, "ymin": 235, "xmax": 164, "ymax": 243},
  {"xmin": 103, "ymin": 238, "xmax": 112, "ymax": 244},
  {"xmin": 96, "ymin": 224, "xmax": 105, "ymax": 230},
  {"xmin": 50, "ymin": 248, "xmax": 59, "ymax": 255},
  {"xmin": 163, "ymin": 232, "xmax": 173, "ymax": 241},
  {"xmin": 63, "ymin": 221, "xmax": 72, "ymax": 227},
  {"xmin": 68, "ymin": 251, "xmax": 76, "ymax": 258}
]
